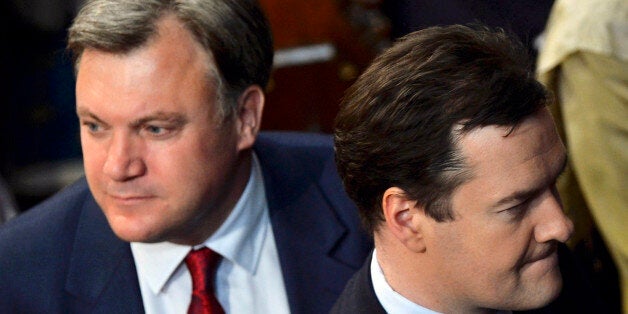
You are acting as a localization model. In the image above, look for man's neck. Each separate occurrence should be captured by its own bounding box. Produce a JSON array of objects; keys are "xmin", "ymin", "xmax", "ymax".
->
[{"xmin": 169, "ymin": 151, "xmax": 253, "ymax": 245}]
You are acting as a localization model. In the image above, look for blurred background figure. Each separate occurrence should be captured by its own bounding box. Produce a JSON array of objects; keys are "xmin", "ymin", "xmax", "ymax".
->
[{"xmin": 536, "ymin": 0, "xmax": 627, "ymax": 313}]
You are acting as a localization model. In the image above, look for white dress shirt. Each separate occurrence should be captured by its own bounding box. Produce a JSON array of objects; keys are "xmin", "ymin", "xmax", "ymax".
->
[{"xmin": 131, "ymin": 154, "xmax": 290, "ymax": 314}]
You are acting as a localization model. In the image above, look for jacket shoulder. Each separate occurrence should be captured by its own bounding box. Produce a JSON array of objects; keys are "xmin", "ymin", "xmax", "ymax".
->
[
  {"xmin": 254, "ymin": 131, "xmax": 338, "ymax": 199},
  {"xmin": 0, "ymin": 179, "xmax": 92, "ymax": 310},
  {"xmin": 256, "ymin": 131, "xmax": 334, "ymax": 160},
  {"xmin": 0, "ymin": 178, "xmax": 91, "ymax": 244}
]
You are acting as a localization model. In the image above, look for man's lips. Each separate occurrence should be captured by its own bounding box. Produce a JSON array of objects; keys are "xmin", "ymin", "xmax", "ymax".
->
[
  {"xmin": 104, "ymin": 185, "xmax": 156, "ymax": 200},
  {"xmin": 527, "ymin": 247, "xmax": 556, "ymax": 264},
  {"xmin": 520, "ymin": 243, "xmax": 558, "ymax": 268},
  {"xmin": 520, "ymin": 243, "xmax": 559, "ymax": 272},
  {"xmin": 107, "ymin": 193, "xmax": 155, "ymax": 201},
  {"xmin": 528, "ymin": 244, "xmax": 557, "ymax": 263}
]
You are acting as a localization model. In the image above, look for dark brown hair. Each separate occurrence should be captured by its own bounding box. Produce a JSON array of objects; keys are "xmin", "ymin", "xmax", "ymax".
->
[{"xmin": 334, "ymin": 24, "xmax": 549, "ymax": 234}]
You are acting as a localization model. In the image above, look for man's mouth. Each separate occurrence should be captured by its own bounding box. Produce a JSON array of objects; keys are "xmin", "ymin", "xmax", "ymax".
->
[
  {"xmin": 106, "ymin": 192, "xmax": 156, "ymax": 203},
  {"xmin": 527, "ymin": 245, "xmax": 557, "ymax": 264}
]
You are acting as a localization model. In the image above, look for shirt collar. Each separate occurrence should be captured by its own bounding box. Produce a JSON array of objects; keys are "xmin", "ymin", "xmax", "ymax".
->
[
  {"xmin": 371, "ymin": 249, "xmax": 442, "ymax": 314},
  {"xmin": 204, "ymin": 152, "xmax": 268, "ymax": 273},
  {"xmin": 131, "ymin": 153, "xmax": 268, "ymax": 294}
]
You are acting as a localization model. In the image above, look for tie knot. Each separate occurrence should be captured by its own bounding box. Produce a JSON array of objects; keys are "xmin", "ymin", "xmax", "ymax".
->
[{"xmin": 185, "ymin": 247, "xmax": 222, "ymax": 294}]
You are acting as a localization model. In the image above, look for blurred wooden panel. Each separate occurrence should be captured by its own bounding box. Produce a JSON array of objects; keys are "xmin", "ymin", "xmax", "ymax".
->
[{"xmin": 259, "ymin": 0, "xmax": 389, "ymax": 133}]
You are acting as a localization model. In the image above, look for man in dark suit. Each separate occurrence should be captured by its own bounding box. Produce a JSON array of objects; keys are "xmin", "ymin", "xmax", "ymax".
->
[
  {"xmin": 0, "ymin": 0, "xmax": 371, "ymax": 313},
  {"xmin": 332, "ymin": 24, "xmax": 600, "ymax": 313}
]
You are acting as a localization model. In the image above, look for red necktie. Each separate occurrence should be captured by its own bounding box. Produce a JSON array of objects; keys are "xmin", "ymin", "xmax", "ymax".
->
[{"xmin": 185, "ymin": 247, "xmax": 225, "ymax": 314}]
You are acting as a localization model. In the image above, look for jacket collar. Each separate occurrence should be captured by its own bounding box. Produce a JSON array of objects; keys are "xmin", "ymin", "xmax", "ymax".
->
[{"xmin": 254, "ymin": 133, "xmax": 368, "ymax": 313}]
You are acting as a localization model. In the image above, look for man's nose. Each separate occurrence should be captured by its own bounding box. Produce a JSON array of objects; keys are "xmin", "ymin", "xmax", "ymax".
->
[
  {"xmin": 102, "ymin": 132, "xmax": 146, "ymax": 181},
  {"xmin": 534, "ymin": 189, "xmax": 574, "ymax": 244}
]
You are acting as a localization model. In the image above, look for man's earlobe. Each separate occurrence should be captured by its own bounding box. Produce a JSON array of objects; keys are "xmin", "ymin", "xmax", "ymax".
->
[
  {"xmin": 236, "ymin": 85, "xmax": 264, "ymax": 151},
  {"xmin": 382, "ymin": 187, "xmax": 427, "ymax": 253}
]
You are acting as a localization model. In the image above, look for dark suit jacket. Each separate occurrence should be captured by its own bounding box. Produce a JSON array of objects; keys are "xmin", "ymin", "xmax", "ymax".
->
[
  {"xmin": 0, "ymin": 132, "xmax": 373, "ymax": 314},
  {"xmin": 331, "ymin": 246, "xmax": 604, "ymax": 314},
  {"xmin": 329, "ymin": 254, "xmax": 385, "ymax": 314}
]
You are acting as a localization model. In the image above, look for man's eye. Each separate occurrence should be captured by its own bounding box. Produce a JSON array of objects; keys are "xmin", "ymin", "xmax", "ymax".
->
[
  {"xmin": 505, "ymin": 204, "xmax": 524, "ymax": 213},
  {"xmin": 146, "ymin": 125, "xmax": 164, "ymax": 134},
  {"xmin": 502, "ymin": 199, "xmax": 532, "ymax": 220},
  {"xmin": 84, "ymin": 122, "xmax": 101, "ymax": 132},
  {"xmin": 143, "ymin": 125, "xmax": 176, "ymax": 138}
]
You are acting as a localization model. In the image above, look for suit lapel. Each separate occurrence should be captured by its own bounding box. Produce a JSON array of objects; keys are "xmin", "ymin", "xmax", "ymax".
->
[
  {"xmin": 256, "ymin": 136, "xmax": 367, "ymax": 313},
  {"xmin": 65, "ymin": 195, "xmax": 144, "ymax": 313}
]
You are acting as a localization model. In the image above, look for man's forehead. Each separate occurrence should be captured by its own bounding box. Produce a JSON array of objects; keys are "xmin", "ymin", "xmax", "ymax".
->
[
  {"xmin": 457, "ymin": 109, "xmax": 559, "ymax": 161},
  {"xmin": 451, "ymin": 109, "xmax": 565, "ymax": 205}
]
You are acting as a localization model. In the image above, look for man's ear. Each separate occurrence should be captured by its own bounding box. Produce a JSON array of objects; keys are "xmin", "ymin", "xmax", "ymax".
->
[
  {"xmin": 235, "ymin": 85, "xmax": 264, "ymax": 151},
  {"xmin": 382, "ymin": 187, "xmax": 427, "ymax": 253}
]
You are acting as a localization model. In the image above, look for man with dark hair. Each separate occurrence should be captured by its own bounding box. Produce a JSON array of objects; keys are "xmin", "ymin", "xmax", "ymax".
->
[
  {"xmin": 0, "ymin": 1, "xmax": 371, "ymax": 313},
  {"xmin": 332, "ymin": 24, "xmax": 598, "ymax": 313}
]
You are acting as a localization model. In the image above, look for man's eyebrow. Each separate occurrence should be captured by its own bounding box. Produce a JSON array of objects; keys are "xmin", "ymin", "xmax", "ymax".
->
[
  {"xmin": 77, "ymin": 108, "xmax": 188, "ymax": 127},
  {"xmin": 130, "ymin": 111, "xmax": 188, "ymax": 127},
  {"xmin": 493, "ymin": 187, "xmax": 541, "ymax": 209},
  {"xmin": 76, "ymin": 107, "xmax": 107, "ymax": 125},
  {"xmin": 492, "ymin": 154, "xmax": 568, "ymax": 209}
]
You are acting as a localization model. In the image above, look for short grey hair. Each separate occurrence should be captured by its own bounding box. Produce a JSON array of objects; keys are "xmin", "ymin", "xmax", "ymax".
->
[{"xmin": 68, "ymin": 0, "xmax": 274, "ymax": 122}]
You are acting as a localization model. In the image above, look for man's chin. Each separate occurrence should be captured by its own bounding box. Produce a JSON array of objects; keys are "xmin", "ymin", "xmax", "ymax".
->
[
  {"xmin": 107, "ymin": 218, "xmax": 166, "ymax": 244},
  {"xmin": 534, "ymin": 262, "xmax": 564, "ymax": 306},
  {"xmin": 112, "ymin": 228, "xmax": 160, "ymax": 243},
  {"xmin": 516, "ymin": 252, "xmax": 564, "ymax": 309},
  {"xmin": 509, "ymin": 273, "xmax": 563, "ymax": 311}
]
